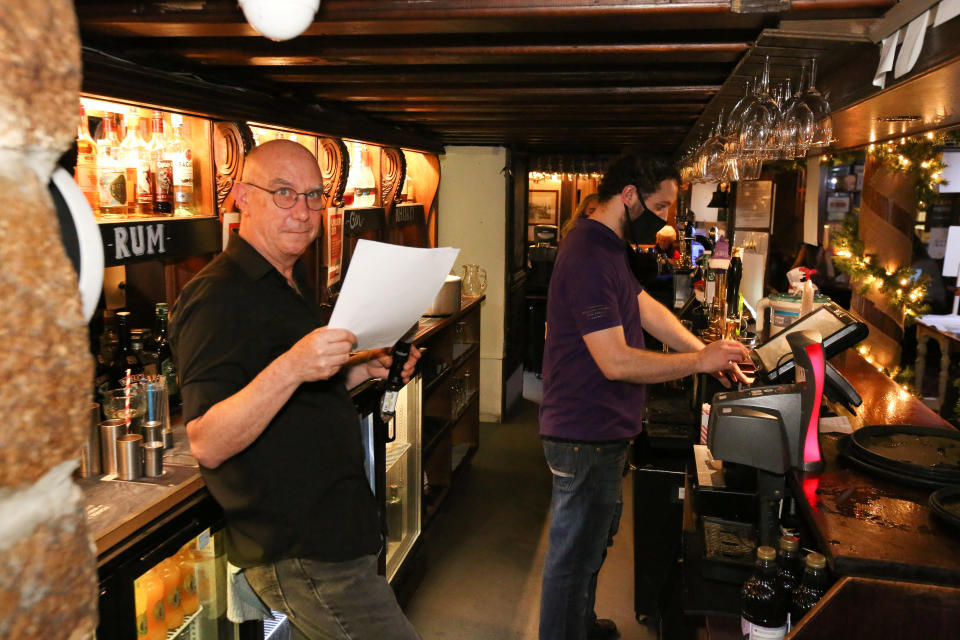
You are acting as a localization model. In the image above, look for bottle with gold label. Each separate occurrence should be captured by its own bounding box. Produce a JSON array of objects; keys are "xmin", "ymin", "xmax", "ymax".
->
[
  {"xmin": 121, "ymin": 109, "xmax": 152, "ymax": 215},
  {"xmin": 96, "ymin": 113, "xmax": 126, "ymax": 217},
  {"xmin": 75, "ymin": 103, "xmax": 98, "ymax": 210},
  {"xmin": 167, "ymin": 114, "xmax": 195, "ymax": 216}
]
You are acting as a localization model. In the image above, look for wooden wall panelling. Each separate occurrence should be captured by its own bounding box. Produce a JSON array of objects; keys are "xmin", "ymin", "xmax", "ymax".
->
[{"xmin": 852, "ymin": 155, "xmax": 915, "ymax": 368}]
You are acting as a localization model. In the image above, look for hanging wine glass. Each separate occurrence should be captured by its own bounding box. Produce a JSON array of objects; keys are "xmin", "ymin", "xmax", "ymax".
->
[
  {"xmin": 702, "ymin": 111, "xmax": 728, "ymax": 182},
  {"xmin": 738, "ymin": 57, "xmax": 778, "ymax": 160},
  {"xmin": 780, "ymin": 70, "xmax": 815, "ymax": 158},
  {"xmin": 801, "ymin": 58, "xmax": 833, "ymax": 148}
]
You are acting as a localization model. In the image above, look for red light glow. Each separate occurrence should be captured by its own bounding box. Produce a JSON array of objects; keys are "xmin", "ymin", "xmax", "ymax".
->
[{"xmin": 803, "ymin": 344, "xmax": 824, "ymax": 466}]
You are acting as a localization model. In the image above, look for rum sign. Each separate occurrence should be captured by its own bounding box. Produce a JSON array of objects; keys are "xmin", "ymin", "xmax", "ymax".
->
[{"xmin": 99, "ymin": 217, "xmax": 221, "ymax": 266}]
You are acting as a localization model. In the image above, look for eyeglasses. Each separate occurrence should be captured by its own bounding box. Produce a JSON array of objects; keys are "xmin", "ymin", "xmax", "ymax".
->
[{"xmin": 242, "ymin": 182, "xmax": 325, "ymax": 211}]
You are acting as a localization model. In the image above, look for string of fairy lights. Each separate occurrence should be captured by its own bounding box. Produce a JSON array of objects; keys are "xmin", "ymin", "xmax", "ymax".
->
[{"xmin": 528, "ymin": 171, "xmax": 604, "ymax": 182}]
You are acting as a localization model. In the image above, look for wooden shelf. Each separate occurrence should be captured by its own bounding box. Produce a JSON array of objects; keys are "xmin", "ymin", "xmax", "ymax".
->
[
  {"xmin": 424, "ymin": 342, "xmax": 479, "ymax": 397},
  {"xmin": 423, "ymin": 392, "xmax": 479, "ymax": 456}
]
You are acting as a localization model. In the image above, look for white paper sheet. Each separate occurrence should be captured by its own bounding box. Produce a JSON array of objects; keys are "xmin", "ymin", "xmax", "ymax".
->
[
  {"xmin": 934, "ymin": 0, "xmax": 960, "ymax": 27},
  {"xmin": 328, "ymin": 240, "xmax": 460, "ymax": 350},
  {"xmin": 873, "ymin": 30, "xmax": 899, "ymax": 88},
  {"xmin": 894, "ymin": 11, "xmax": 929, "ymax": 79}
]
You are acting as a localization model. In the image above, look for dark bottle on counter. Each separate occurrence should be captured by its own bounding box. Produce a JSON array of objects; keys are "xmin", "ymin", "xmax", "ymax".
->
[
  {"xmin": 386, "ymin": 483, "xmax": 403, "ymax": 542},
  {"xmin": 727, "ymin": 248, "xmax": 743, "ymax": 313},
  {"xmin": 114, "ymin": 311, "xmax": 144, "ymax": 386},
  {"xmin": 741, "ymin": 545, "xmax": 787, "ymax": 640},
  {"xmin": 145, "ymin": 302, "xmax": 180, "ymax": 403},
  {"xmin": 776, "ymin": 535, "xmax": 803, "ymax": 601},
  {"xmin": 790, "ymin": 552, "xmax": 829, "ymax": 628},
  {"xmin": 93, "ymin": 309, "xmax": 120, "ymax": 404}
]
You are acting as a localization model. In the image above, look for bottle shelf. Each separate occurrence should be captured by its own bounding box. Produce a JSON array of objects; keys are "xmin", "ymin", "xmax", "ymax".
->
[
  {"xmin": 423, "ymin": 391, "xmax": 478, "ymax": 457},
  {"xmin": 423, "ymin": 343, "xmax": 479, "ymax": 397},
  {"xmin": 167, "ymin": 604, "xmax": 203, "ymax": 640}
]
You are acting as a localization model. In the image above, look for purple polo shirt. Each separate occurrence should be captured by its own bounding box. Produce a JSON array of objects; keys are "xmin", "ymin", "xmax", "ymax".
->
[{"xmin": 539, "ymin": 218, "xmax": 647, "ymax": 441}]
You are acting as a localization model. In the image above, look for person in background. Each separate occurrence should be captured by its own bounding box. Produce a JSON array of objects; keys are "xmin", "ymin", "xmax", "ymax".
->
[
  {"xmin": 559, "ymin": 192, "xmax": 601, "ymax": 242},
  {"xmin": 654, "ymin": 225, "xmax": 681, "ymax": 260},
  {"xmin": 538, "ymin": 153, "xmax": 750, "ymax": 640},
  {"xmin": 170, "ymin": 139, "xmax": 421, "ymax": 640}
]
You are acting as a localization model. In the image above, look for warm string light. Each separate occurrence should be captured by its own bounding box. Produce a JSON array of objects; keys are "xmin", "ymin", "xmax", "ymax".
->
[
  {"xmin": 528, "ymin": 171, "xmax": 604, "ymax": 183},
  {"xmin": 830, "ymin": 215, "xmax": 930, "ymax": 322},
  {"xmin": 857, "ymin": 345, "xmax": 920, "ymax": 397}
]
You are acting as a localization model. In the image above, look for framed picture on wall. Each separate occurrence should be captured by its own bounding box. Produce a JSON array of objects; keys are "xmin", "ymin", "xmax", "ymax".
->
[
  {"xmin": 529, "ymin": 189, "xmax": 559, "ymax": 224},
  {"xmin": 735, "ymin": 180, "xmax": 774, "ymax": 229}
]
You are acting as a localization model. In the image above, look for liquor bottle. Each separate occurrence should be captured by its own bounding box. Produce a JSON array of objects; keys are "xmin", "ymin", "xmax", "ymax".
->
[
  {"xmin": 167, "ymin": 114, "xmax": 195, "ymax": 215},
  {"xmin": 146, "ymin": 303, "xmax": 180, "ymax": 403},
  {"xmin": 96, "ymin": 113, "xmax": 127, "ymax": 216},
  {"xmin": 776, "ymin": 535, "xmax": 803, "ymax": 599},
  {"xmin": 75, "ymin": 104, "xmax": 99, "ymax": 210},
  {"xmin": 114, "ymin": 311, "xmax": 145, "ymax": 386},
  {"xmin": 148, "ymin": 111, "xmax": 174, "ymax": 215},
  {"xmin": 790, "ymin": 552, "xmax": 829, "ymax": 628},
  {"xmin": 741, "ymin": 545, "xmax": 787, "ymax": 640},
  {"xmin": 727, "ymin": 248, "xmax": 743, "ymax": 312},
  {"xmin": 386, "ymin": 483, "xmax": 403, "ymax": 542},
  {"xmin": 93, "ymin": 309, "xmax": 120, "ymax": 406},
  {"xmin": 121, "ymin": 109, "xmax": 153, "ymax": 216}
]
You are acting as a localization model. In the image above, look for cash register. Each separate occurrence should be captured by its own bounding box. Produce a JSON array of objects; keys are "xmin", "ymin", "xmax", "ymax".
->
[{"xmin": 699, "ymin": 309, "xmax": 867, "ymax": 554}]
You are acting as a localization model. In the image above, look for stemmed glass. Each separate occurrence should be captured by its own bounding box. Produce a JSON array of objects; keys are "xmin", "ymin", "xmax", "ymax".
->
[
  {"xmin": 701, "ymin": 111, "xmax": 728, "ymax": 182},
  {"xmin": 779, "ymin": 67, "xmax": 815, "ymax": 158},
  {"xmin": 800, "ymin": 58, "xmax": 833, "ymax": 148},
  {"xmin": 737, "ymin": 57, "xmax": 779, "ymax": 160}
]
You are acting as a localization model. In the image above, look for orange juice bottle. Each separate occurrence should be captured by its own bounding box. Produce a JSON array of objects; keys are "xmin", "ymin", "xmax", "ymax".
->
[
  {"xmin": 175, "ymin": 549, "xmax": 199, "ymax": 616},
  {"xmin": 134, "ymin": 577, "xmax": 149, "ymax": 638},
  {"xmin": 158, "ymin": 557, "xmax": 184, "ymax": 629},
  {"xmin": 142, "ymin": 568, "xmax": 166, "ymax": 640}
]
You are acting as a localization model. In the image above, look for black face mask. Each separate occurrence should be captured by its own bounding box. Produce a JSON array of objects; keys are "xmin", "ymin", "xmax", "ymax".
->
[{"xmin": 626, "ymin": 191, "xmax": 667, "ymax": 247}]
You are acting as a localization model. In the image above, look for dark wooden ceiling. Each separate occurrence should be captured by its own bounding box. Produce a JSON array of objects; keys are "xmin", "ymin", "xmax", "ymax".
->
[{"xmin": 75, "ymin": 0, "xmax": 896, "ymax": 155}]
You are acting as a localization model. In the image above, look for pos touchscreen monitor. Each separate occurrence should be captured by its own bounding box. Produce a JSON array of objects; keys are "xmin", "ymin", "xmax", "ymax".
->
[{"xmin": 752, "ymin": 302, "xmax": 868, "ymax": 383}]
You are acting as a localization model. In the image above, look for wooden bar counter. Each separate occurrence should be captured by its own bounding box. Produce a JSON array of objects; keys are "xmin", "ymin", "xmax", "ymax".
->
[
  {"xmin": 81, "ymin": 296, "xmax": 484, "ymax": 567},
  {"xmin": 790, "ymin": 350, "xmax": 960, "ymax": 586}
]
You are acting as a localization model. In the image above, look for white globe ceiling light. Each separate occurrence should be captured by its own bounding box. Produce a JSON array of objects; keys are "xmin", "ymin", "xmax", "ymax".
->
[{"xmin": 238, "ymin": 0, "xmax": 321, "ymax": 42}]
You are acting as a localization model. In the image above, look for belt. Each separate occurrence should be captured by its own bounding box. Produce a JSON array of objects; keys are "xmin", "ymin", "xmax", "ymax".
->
[{"xmin": 541, "ymin": 435, "xmax": 632, "ymax": 446}]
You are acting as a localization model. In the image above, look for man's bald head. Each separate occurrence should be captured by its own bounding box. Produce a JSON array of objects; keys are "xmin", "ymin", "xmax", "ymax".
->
[{"xmin": 242, "ymin": 139, "xmax": 321, "ymax": 185}]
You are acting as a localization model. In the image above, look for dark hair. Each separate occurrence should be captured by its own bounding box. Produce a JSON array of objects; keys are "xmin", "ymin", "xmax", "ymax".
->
[{"xmin": 596, "ymin": 154, "xmax": 680, "ymax": 202}]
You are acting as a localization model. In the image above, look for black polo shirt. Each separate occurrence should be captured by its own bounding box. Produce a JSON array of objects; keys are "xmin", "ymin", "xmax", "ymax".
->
[{"xmin": 170, "ymin": 234, "xmax": 380, "ymax": 568}]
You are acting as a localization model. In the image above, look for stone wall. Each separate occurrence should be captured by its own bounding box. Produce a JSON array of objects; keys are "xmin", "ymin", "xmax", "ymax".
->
[{"xmin": 0, "ymin": 2, "xmax": 99, "ymax": 637}]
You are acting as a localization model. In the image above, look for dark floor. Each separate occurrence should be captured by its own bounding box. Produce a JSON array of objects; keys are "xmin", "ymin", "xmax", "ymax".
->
[{"xmin": 404, "ymin": 373, "xmax": 657, "ymax": 640}]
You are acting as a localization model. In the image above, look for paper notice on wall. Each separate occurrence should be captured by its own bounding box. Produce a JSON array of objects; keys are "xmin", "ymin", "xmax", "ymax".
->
[
  {"xmin": 325, "ymin": 207, "xmax": 344, "ymax": 286},
  {"xmin": 328, "ymin": 240, "xmax": 459, "ymax": 350}
]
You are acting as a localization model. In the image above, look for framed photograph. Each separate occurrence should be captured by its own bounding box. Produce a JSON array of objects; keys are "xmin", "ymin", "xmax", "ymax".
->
[
  {"xmin": 735, "ymin": 180, "xmax": 774, "ymax": 229},
  {"xmin": 529, "ymin": 189, "xmax": 559, "ymax": 224}
]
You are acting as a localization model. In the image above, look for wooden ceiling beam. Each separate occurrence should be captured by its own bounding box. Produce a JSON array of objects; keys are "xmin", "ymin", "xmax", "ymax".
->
[
  {"xmin": 166, "ymin": 42, "xmax": 750, "ymax": 67},
  {"xmin": 361, "ymin": 102, "xmax": 708, "ymax": 114}
]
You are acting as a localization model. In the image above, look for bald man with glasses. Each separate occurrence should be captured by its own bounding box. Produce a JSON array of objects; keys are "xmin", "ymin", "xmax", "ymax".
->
[{"xmin": 171, "ymin": 140, "xmax": 421, "ymax": 640}]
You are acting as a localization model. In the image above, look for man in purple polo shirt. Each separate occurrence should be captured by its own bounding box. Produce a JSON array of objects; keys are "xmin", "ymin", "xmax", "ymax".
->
[{"xmin": 538, "ymin": 155, "xmax": 750, "ymax": 640}]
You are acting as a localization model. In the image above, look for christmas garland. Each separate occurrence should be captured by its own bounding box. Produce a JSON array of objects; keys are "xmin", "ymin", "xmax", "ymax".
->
[
  {"xmin": 831, "ymin": 214, "xmax": 931, "ymax": 323},
  {"xmin": 866, "ymin": 132, "xmax": 958, "ymax": 213}
]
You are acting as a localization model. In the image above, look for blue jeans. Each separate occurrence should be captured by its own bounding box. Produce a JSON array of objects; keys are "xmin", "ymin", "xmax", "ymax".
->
[
  {"xmin": 540, "ymin": 439, "xmax": 628, "ymax": 640},
  {"xmin": 244, "ymin": 554, "xmax": 421, "ymax": 640}
]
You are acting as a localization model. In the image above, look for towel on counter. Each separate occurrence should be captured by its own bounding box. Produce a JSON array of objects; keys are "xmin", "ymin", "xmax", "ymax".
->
[{"xmin": 227, "ymin": 561, "xmax": 272, "ymax": 623}]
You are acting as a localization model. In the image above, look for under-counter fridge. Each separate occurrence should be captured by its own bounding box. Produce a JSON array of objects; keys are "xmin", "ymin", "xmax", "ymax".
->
[
  {"xmin": 355, "ymin": 373, "xmax": 423, "ymax": 584},
  {"xmin": 95, "ymin": 492, "xmax": 263, "ymax": 640}
]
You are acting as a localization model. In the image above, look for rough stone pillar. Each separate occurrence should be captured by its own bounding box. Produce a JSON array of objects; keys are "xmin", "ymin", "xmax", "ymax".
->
[{"xmin": 0, "ymin": 2, "xmax": 99, "ymax": 638}]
